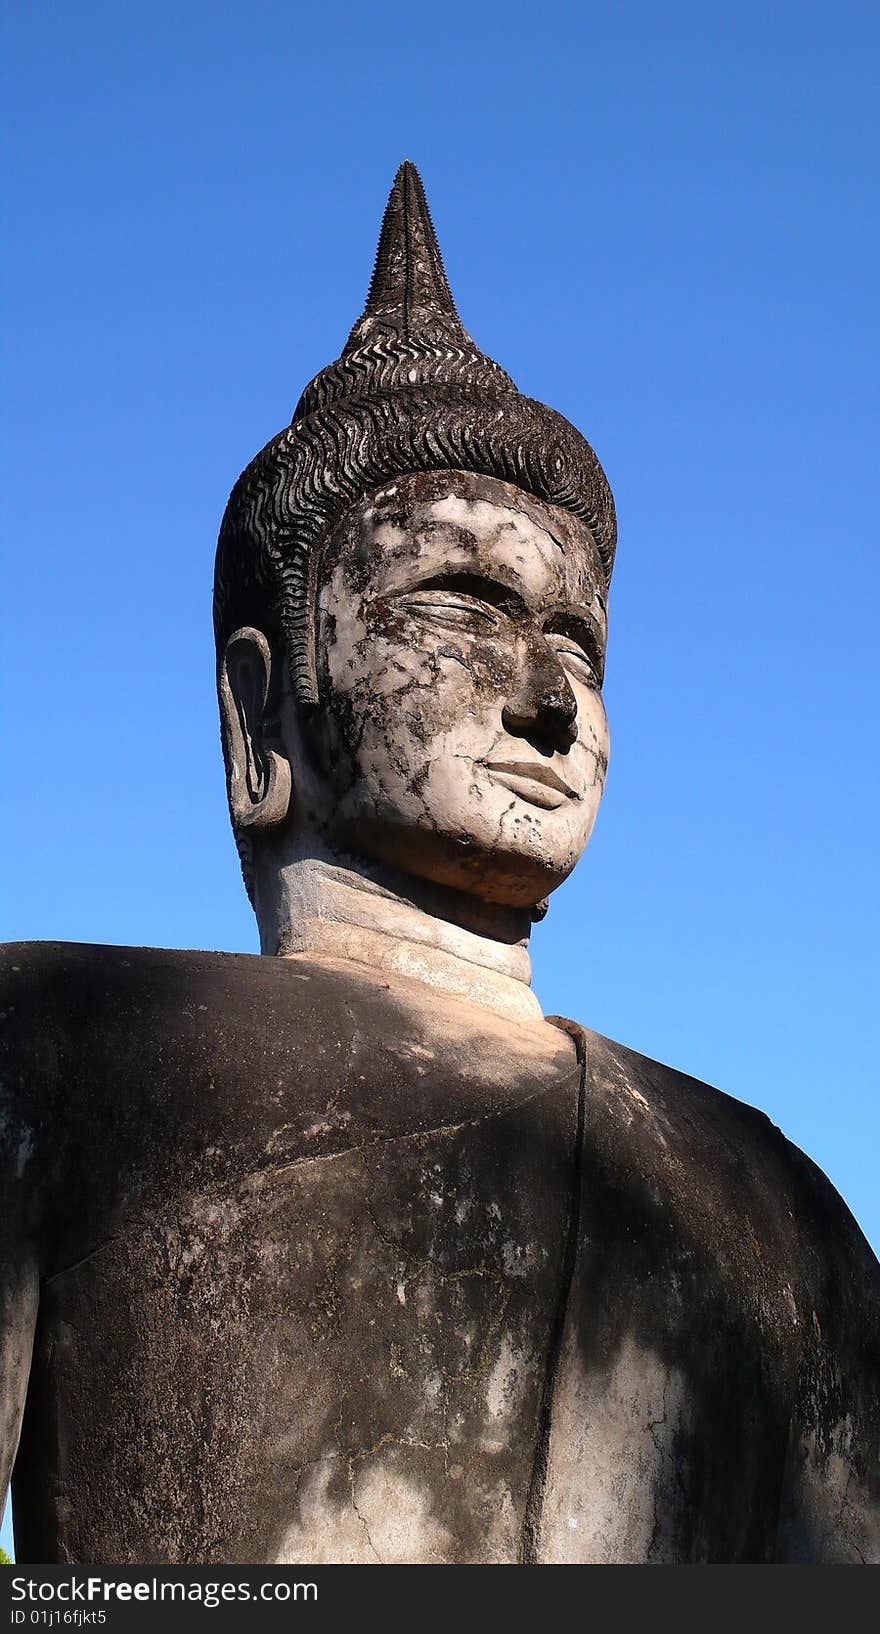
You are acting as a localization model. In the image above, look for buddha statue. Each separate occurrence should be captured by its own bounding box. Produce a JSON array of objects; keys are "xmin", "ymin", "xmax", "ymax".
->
[{"xmin": 1, "ymin": 163, "xmax": 877, "ymax": 1566}]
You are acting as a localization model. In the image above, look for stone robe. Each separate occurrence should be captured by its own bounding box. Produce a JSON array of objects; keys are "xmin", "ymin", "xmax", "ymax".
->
[{"xmin": 1, "ymin": 942, "xmax": 877, "ymax": 1563}]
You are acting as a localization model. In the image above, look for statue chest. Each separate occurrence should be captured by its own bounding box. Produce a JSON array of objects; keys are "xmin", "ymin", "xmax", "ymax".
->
[
  {"xmin": 8, "ymin": 953, "xmax": 804, "ymax": 1564},
  {"xmin": 19, "ymin": 1040, "xmax": 580, "ymax": 1564}
]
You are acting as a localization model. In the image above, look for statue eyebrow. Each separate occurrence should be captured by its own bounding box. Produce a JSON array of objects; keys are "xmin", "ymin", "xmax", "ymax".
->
[{"xmin": 544, "ymin": 601, "xmax": 605, "ymax": 635}]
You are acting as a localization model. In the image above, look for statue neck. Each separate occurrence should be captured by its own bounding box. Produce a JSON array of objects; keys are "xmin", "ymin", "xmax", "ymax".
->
[{"xmin": 251, "ymin": 835, "xmax": 542, "ymax": 1024}]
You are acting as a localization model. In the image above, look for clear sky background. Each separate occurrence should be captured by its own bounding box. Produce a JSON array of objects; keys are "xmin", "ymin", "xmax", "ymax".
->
[{"xmin": 2, "ymin": 0, "xmax": 878, "ymax": 1559}]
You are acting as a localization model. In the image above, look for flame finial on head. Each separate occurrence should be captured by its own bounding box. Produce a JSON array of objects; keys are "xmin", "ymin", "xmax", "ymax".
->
[
  {"xmin": 360, "ymin": 160, "xmax": 458, "ymax": 331},
  {"xmin": 293, "ymin": 161, "xmax": 516, "ymax": 419}
]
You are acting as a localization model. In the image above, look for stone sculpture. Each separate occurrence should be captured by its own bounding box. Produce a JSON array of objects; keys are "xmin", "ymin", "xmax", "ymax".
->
[{"xmin": 1, "ymin": 163, "xmax": 878, "ymax": 1565}]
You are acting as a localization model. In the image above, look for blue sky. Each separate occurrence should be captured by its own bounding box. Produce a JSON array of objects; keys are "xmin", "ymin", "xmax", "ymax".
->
[{"xmin": 3, "ymin": 0, "xmax": 878, "ymax": 1559}]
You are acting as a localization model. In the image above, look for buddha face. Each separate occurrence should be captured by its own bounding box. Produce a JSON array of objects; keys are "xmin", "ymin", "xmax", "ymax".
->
[{"xmin": 283, "ymin": 469, "xmax": 610, "ymax": 909}]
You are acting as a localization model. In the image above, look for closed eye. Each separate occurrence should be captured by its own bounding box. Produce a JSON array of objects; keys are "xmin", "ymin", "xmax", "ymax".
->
[
  {"xmin": 543, "ymin": 625, "xmax": 603, "ymax": 687},
  {"xmin": 393, "ymin": 590, "xmax": 504, "ymax": 634}
]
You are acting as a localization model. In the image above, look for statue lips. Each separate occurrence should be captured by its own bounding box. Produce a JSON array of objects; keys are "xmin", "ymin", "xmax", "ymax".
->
[{"xmin": 483, "ymin": 759, "xmax": 579, "ymax": 810}]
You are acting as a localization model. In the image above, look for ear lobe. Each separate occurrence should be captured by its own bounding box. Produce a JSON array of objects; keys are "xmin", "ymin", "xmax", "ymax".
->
[{"xmin": 218, "ymin": 627, "xmax": 292, "ymax": 830}]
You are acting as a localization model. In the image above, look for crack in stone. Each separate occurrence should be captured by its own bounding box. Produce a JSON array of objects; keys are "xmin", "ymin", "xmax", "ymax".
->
[
  {"xmin": 645, "ymin": 1380, "xmax": 671, "ymax": 1562},
  {"xmin": 336, "ymin": 1429, "xmax": 452, "ymax": 1563},
  {"xmin": 348, "ymin": 1476, "xmax": 382, "ymax": 1561}
]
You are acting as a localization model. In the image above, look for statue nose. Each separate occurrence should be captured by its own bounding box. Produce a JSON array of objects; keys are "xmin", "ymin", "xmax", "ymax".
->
[{"xmin": 501, "ymin": 636, "xmax": 579, "ymax": 753}]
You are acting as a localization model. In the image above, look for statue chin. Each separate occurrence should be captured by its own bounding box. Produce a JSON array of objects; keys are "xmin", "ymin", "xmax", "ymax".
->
[{"xmin": 326, "ymin": 810, "xmax": 581, "ymax": 911}]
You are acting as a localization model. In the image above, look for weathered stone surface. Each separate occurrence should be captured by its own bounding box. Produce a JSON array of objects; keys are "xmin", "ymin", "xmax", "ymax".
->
[
  {"xmin": 2, "ymin": 943, "xmax": 878, "ymax": 1563},
  {"xmin": 539, "ymin": 1033, "xmax": 880, "ymax": 1563},
  {"xmin": 2, "ymin": 160, "xmax": 878, "ymax": 1564},
  {"xmin": 4, "ymin": 943, "xmax": 579, "ymax": 1563}
]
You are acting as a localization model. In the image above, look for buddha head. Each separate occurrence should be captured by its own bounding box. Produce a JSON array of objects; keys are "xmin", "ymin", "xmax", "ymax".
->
[{"xmin": 214, "ymin": 163, "xmax": 616, "ymax": 939}]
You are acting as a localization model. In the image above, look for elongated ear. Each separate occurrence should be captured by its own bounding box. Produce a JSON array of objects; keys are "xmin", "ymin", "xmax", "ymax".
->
[{"xmin": 218, "ymin": 627, "xmax": 292, "ymax": 830}]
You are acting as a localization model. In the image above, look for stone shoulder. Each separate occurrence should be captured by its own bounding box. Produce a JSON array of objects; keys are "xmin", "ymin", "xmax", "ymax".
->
[
  {"xmin": 0, "ymin": 941, "xmax": 580, "ymax": 1260},
  {"xmin": 581, "ymin": 1024, "xmax": 880, "ymax": 1316}
]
